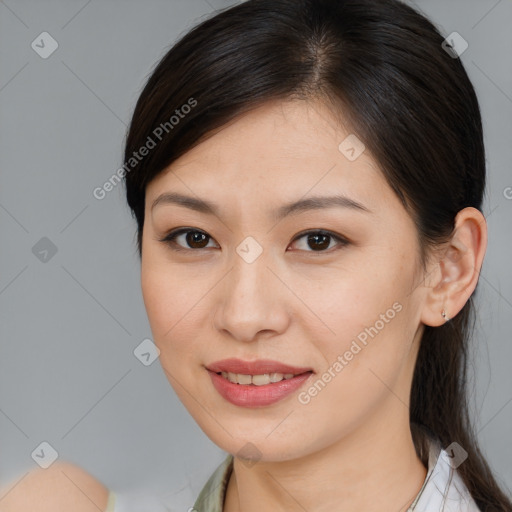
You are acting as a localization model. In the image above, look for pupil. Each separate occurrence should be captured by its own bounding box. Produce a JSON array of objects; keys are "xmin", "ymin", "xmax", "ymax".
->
[
  {"xmin": 187, "ymin": 231, "xmax": 207, "ymax": 248},
  {"xmin": 308, "ymin": 233, "xmax": 329, "ymax": 251}
]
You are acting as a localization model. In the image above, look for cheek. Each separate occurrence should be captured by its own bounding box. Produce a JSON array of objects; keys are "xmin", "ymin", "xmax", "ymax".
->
[
  {"xmin": 141, "ymin": 263, "xmax": 186, "ymax": 349},
  {"xmin": 140, "ymin": 261, "xmax": 212, "ymax": 370},
  {"xmin": 307, "ymin": 262, "xmax": 407, "ymax": 342},
  {"xmin": 141, "ymin": 266, "xmax": 173, "ymax": 337},
  {"xmin": 308, "ymin": 254, "xmax": 416, "ymax": 384}
]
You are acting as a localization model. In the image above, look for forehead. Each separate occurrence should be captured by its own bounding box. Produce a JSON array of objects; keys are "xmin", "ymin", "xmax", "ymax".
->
[
  {"xmin": 166, "ymin": 100, "xmax": 355, "ymax": 169},
  {"xmin": 146, "ymin": 99, "xmax": 395, "ymax": 215}
]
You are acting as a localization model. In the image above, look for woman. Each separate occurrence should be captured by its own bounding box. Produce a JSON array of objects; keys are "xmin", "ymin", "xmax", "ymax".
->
[
  {"xmin": 115, "ymin": 0, "xmax": 511, "ymax": 509},
  {"xmin": 3, "ymin": 0, "xmax": 510, "ymax": 511}
]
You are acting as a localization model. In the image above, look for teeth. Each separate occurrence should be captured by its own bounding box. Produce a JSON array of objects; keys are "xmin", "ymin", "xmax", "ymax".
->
[{"xmin": 220, "ymin": 371, "xmax": 297, "ymax": 385}]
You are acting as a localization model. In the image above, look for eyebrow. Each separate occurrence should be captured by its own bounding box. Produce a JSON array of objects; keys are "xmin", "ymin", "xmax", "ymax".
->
[{"xmin": 151, "ymin": 192, "xmax": 372, "ymax": 220}]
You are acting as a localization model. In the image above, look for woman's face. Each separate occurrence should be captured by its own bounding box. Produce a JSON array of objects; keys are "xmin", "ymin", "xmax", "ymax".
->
[{"xmin": 141, "ymin": 99, "xmax": 429, "ymax": 462}]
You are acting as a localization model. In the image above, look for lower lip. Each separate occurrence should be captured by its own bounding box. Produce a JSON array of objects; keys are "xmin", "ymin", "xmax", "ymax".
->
[{"xmin": 207, "ymin": 370, "xmax": 313, "ymax": 407}]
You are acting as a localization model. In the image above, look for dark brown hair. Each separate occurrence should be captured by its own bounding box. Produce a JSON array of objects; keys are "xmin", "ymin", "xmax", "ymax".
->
[{"xmin": 122, "ymin": 0, "xmax": 511, "ymax": 509}]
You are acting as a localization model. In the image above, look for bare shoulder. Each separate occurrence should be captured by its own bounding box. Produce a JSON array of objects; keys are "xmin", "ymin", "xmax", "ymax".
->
[{"xmin": 0, "ymin": 461, "xmax": 110, "ymax": 512}]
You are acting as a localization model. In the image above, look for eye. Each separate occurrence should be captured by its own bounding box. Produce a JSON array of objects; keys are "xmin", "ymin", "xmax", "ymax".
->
[
  {"xmin": 159, "ymin": 228, "xmax": 218, "ymax": 252},
  {"xmin": 289, "ymin": 229, "xmax": 349, "ymax": 253},
  {"xmin": 159, "ymin": 227, "xmax": 349, "ymax": 254}
]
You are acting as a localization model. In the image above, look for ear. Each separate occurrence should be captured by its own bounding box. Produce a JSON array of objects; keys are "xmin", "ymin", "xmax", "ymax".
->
[{"xmin": 420, "ymin": 207, "xmax": 488, "ymax": 327}]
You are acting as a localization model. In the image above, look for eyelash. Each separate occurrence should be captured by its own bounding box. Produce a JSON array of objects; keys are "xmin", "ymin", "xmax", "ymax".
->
[{"xmin": 158, "ymin": 228, "xmax": 350, "ymax": 255}]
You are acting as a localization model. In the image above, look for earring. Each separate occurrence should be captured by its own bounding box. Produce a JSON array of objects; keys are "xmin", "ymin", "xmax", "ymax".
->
[{"xmin": 441, "ymin": 309, "xmax": 450, "ymax": 322}]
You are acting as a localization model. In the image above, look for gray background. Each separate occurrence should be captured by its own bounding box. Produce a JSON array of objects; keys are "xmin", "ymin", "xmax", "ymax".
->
[{"xmin": 0, "ymin": 0, "xmax": 511, "ymax": 508}]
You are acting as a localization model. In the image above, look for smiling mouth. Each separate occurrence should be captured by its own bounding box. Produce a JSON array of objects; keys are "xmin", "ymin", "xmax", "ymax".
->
[{"xmin": 215, "ymin": 371, "xmax": 312, "ymax": 386}]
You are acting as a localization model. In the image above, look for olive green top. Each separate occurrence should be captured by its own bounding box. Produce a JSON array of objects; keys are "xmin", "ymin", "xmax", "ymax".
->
[{"xmin": 192, "ymin": 453, "xmax": 234, "ymax": 512}]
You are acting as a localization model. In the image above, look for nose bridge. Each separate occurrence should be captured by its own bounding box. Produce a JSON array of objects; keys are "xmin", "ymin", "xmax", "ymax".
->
[
  {"xmin": 213, "ymin": 235, "xmax": 287, "ymax": 340},
  {"xmin": 230, "ymin": 234, "xmax": 272, "ymax": 307}
]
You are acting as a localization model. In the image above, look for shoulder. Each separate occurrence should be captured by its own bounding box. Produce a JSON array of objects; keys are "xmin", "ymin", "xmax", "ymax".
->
[{"xmin": 0, "ymin": 461, "xmax": 109, "ymax": 512}]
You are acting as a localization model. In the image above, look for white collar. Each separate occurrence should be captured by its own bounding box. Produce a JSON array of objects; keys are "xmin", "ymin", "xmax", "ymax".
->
[{"xmin": 408, "ymin": 436, "xmax": 480, "ymax": 512}]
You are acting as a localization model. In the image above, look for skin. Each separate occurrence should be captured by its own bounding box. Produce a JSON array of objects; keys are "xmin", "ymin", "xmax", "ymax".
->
[
  {"xmin": 141, "ymin": 98, "xmax": 487, "ymax": 512},
  {"xmin": 0, "ymin": 462, "xmax": 109, "ymax": 511}
]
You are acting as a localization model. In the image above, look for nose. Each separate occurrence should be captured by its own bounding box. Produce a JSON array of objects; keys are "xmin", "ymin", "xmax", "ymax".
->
[{"xmin": 212, "ymin": 246, "xmax": 290, "ymax": 343}]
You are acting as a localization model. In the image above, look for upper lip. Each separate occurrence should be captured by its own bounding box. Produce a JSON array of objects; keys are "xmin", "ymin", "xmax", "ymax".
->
[{"xmin": 206, "ymin": 358, "xmax": 313, "ymax": 375}]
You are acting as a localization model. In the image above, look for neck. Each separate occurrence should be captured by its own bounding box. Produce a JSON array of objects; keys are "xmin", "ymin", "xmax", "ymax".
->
[{"xmin": 223, "ymin": 403, "xmax": 427, "ymax": 512}]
